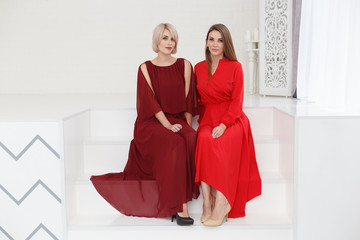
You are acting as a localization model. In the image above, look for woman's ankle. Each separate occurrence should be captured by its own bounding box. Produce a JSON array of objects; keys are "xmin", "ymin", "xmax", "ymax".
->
[{"xmin": 177, "ymin": 211, "xmax": 189, "ymax": 218}]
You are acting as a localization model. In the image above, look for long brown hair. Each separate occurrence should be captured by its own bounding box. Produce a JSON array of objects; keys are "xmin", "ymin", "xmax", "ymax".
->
[{"xmin": 205, "ymin": 24, "xmax": 238, "ymax": 78}]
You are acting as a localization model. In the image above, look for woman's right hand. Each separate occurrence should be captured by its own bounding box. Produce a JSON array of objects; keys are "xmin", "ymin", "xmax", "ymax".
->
[
  {"xmin": 154, "ymin": 111, "xmax": 182, "ymax": 133},
  {"xmin": 212, "ymin": 123, "xmax": 226, "ymax": 138},
  {"xmin": 167, "ymin": 123, "xmax": 182, "ymax": 133}
]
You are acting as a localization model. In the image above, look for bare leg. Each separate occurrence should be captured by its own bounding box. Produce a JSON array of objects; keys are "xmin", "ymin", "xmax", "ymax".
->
[
  {"xmin": 201, "ymin": 181, "xmax": 213, "ymax": 222},
  {"xmin": 173, "ymin": 202, "xmax": 194, "ymax": 225},
  {"xmin": 203, "ymin": 189, "xmax": 231, "ymax": 226},
  {"xmin": 178, "ymin": 203, "xmax": 189, "ymax": 218}
]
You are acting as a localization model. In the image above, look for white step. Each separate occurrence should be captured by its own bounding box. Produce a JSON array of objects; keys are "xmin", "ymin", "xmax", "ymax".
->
[
  {"xmin": 68, "ymin": 212, "xmax": 292, "ymax": 227},
  {"xmin": 83, "ymin": 135, "xmax": 281, "ymax": 176},
  {"xmin": 83, "ymin": 138, "xmax": 130, "ymax": 175},
  {"xmin": 90, "ymin": 109, "xmax": 137, "ymax": 138},
  {"xmin": 68, "ymin": 213, "xmax": 293, "ymax": 240},
  {"xmin": 88, "ymin": 108, "xmax": 275, "ymax": 139},
  {"xmin": 245, "ymin": 107, "xmax": 274, "ymax": 137},
  {"xmin": 68, "ymin": 225, "xmax": 293, "ymax": 240},
  {"xmin": 72, "ymin": 171, "xmax": 292, "ymax": 219},
  {"xmin": 65, "ymin": 106, "xmax": 294, "ymax": 240}
]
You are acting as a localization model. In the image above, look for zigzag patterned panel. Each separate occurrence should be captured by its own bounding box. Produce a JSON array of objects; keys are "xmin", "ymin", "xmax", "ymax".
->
[
  {"xmin": 0, "ymin": 179, "xmax": 61, "ymax": 205},
  {"xmin": 0, "ymin": 135, "xmax": 60, "ymax": 161},
  {"xmin": 0, "ymin": 122, "xmax": 64, "ymax": 240},
  {"xmin": 1, "ymin": 223, "xmax": 58, "ymax": 240}
]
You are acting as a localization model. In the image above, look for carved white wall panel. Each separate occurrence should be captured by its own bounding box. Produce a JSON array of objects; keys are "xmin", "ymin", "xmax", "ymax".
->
[{"xmin": 260, "ymin": 0, "xmax": 293, "ymax": 96}]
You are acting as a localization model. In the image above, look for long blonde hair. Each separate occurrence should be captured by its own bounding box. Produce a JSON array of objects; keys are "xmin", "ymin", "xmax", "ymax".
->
[{"xmin": 205, "ymin": 24, "xmax": 238, "ymax": 78}]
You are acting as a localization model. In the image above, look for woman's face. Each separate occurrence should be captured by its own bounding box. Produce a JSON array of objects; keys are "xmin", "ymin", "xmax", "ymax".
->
[
  {"xmin": 158, "ymin": 29, "xmax": 176, "ymax": 55},
  {"xmin": 206, "ymin": 30, "xmax": 224, "ymax": 58}
]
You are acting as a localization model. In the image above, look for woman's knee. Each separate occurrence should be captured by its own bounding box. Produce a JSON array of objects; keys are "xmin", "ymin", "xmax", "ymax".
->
[{"xmin": 197, "ymin": 127, "xmax": 212, "ymax": 141}]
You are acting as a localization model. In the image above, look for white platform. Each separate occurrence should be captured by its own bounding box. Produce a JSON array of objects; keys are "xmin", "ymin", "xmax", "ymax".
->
[{"xmin": 1, "ymin": 93, "xmax": 360, "ymax": 240}]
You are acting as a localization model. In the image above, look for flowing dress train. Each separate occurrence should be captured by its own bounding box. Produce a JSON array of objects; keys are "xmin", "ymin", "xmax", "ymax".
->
[
  {"xmin": 91, "ymin": 58, "xmax": 199, "ymax": 217},
  {"xmin": 195, "ymin": 58, "xmax": 261, "ymax": 218}
]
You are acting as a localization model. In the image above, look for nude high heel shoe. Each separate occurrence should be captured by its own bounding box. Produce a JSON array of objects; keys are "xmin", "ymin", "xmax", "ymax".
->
[
  {"xmin": 203, "ymin": 203, "xmax": 231, "ymax": 227},
  {"xmin": 200, "ymin": 210, "xmax": 211, "ymax": 223},
  {"xmin": 201, "ymin": 194, "xmax": 215, "ymax": 223}
]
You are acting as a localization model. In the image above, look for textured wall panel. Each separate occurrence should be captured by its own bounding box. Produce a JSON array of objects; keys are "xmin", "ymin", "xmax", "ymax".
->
[
  {"xmin": 259, "ymin": 0, "xmax": 293, "ymax": 96},
  {"xmin": 0, "ymin": 122, "xmax": 64, "ymax": 240}
]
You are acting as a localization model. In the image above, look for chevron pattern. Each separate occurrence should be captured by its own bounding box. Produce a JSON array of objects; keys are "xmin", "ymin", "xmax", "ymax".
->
[
  {"xmin": 0, "ymin": 134, "xmax": 60, "ymax": 160},
  {"xmin": 0, "ymin": 225, "xmax": 14, "ymax": 240},
  {"xmin": 0, "ymin": 223, "xmax": 58, "ymax": 240},
  {"xmin": 25, "ymin": 223, "xmax": 59, "ymax": 240},
  {"xmin": 0, "ymin": 179, "xmax": 61, "ymax": 205},
  {"xmin": 0, "ymin": 131, "xmax": 62, "ymax": 240}
]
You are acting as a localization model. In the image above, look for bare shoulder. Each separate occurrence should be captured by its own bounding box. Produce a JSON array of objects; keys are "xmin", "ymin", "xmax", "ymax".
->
[
  {"xmin": 183, "ymin": 59, "xmax": 192, "ymax": 75},
  {"xmin": 140, "ymin": 63, "xmax": 150, "ymax": 76},
  {"xmin": 183, "ymin": 59, "xmax": 192, "ymax": 69},
  {"xmin": 183, "ymin": 59, "xmax": 192, "ymax": 80},
  {"xmin": 139, "ymin": 62, "xmax": 152, "ymax": 86},
  {"xmin": 140, "ymin": 63, "xmax": 147, "ymax": 72}
]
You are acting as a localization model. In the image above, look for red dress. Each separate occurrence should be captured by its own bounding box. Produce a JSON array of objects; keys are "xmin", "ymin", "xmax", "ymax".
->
[
  {"xmin": 194, "ymin": 58, "xmax": 261, "ymax": 218},
  {"xmin": 91, "ymin": 58, "xmax": 199, "ymax": 218}
]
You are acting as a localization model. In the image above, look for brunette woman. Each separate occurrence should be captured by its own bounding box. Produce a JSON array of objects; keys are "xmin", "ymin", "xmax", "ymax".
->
[{"xmin": 195, "ymin": 24, "xmax": 261, "ymax": 226}]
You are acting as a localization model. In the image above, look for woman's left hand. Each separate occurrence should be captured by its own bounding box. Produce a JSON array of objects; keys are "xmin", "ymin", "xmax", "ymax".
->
[
  {"xmin": 168, "ymin": 123, "xmax": 183, "ymax": 133},
  {"xmin": 212, "ymin": 123, "xmax": 227, "ymax": 138}
]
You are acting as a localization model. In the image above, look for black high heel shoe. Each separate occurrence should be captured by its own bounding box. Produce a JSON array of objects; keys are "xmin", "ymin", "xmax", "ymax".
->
[{"xmin": 171, "ymin": 213, "xmax": 194, "ymax": 226}]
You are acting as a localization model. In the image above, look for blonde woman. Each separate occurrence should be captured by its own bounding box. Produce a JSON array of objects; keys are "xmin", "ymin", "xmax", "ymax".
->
[{"xmin": 91, "ymin": 23, "xmax": 199, "ymax": 225}]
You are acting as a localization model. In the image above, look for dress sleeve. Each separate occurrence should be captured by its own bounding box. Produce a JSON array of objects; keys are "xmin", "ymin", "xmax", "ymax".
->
[
  {"xmin": 185, "ymin": 63, "xmax": 200, "ymax": 116},
  {"xmin": 197, "ymin": 96, "xmax": 205, "ymax": 124},
  {"xmin": 136, "ymin": 66, "xmax": 162, "ymax": 119},
  {"xmin": 220, "ymin": 62, "xmax": 244, "ymax": 127}
]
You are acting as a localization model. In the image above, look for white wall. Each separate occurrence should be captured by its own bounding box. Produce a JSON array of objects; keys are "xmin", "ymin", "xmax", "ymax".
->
[
  {"xmin": 0, "ymin": 0, "xmax": 259, "ymax": 94},
  {"xmin": 295, "ymin": 117, "xmax": 360, "ymax": 240}
]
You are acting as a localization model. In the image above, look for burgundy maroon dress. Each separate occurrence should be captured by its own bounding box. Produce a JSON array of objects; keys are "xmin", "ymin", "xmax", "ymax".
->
[
  {"xmin": 91, "ymin": 58, "xmax": 199, "ymax": 218},
  {"xmin": 195, "ymin": 58, "xmax": 261, "ymax": 218}
]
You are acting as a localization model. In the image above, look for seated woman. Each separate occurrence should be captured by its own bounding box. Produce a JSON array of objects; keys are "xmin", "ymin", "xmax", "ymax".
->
[
  {"xmin": 91, "ymin": 23, "xmax": 199, "ymax": 225},
  {"xmin": 195, "ymin": 24, "xmax": 262, "ymax": 226}
]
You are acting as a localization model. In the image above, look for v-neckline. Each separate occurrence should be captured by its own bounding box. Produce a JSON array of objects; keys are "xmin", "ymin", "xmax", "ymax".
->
[
  {"xmin": 211, "ymin": 58, "xmax": 225, "ymax": 77},
  {"xmin": 205, "ymin": 58, "xmax": 225, "ymax": 87},
  {"xmin": 211, "ymin": 61, "xmax": 220, "ymax": 76}
]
